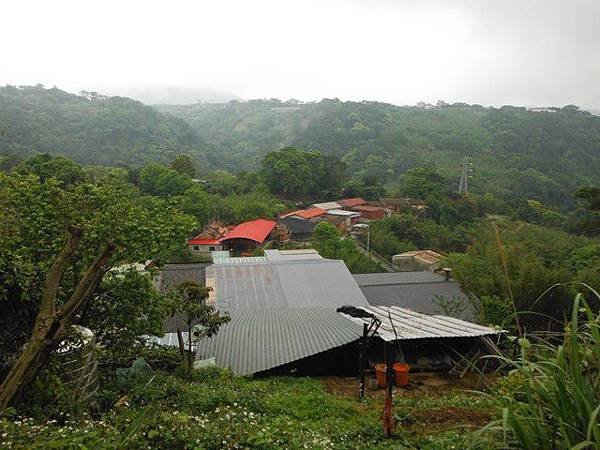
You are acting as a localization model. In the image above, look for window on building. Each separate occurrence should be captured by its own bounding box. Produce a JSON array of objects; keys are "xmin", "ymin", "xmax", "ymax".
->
[
  {"xmin": 193, "ymin": 245, "xmax": 199, "ymax": 251},
  {"xmin": 209, "ymin": 246, "xmax": 215, "ymax": 251}
]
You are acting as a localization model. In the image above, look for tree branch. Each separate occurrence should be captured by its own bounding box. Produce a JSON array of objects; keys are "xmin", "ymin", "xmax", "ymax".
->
[
  {"xmin": 57, "ymin": 242, "xmax": 115, "ymax": 323},
  {"xmin": 39, "ymin": 227, "xmax": 82, "ymax": 318}
]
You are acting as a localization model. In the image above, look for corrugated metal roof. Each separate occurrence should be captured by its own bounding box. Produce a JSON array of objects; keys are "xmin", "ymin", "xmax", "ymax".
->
[
  {"xmin": 207, "ymin": 259, "xmax": 369, "ymax": 310},
  {"xmin": 153, "ymin": 263, "xmax": 211, "ymax": 294},
  {"xmin": 278, "ymin": 216, "xmax": 316, "ymax": 234},
  {"xmin": 353, "ymin": 272, "xmax": 475, "ymax": 321},
  {"xmin": 264, "ymin": 249, "xmax": 322, "ymax": 261},
  {"xmin": 211, "ymin": 251, "xmax": 268, "ymax": 265},
  {"xmin": 146, "ymin": 332, "xmax": 193, "ymax": 349},
  {"xmin": 327, "ymin": 209, "xmax": 361, "ymax": 217},
  {"xmin": 195, "ymin": 308, "xmax": 363, "ymax": 376},
  {"xmin": 342, "ymin": 306, "xmax": 499, "ymax": 341},
  {"xmin": 312, "ymin": 201, "xmax": 342, "ymax": 210}
]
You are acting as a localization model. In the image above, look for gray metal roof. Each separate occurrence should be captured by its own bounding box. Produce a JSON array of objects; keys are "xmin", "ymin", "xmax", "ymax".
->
[
  {"xmin": 264, "ymin": 249, "xmax": 322, "ymax": 262},
  {"xmin": 353, "ymin": 272, "xmax": 475, "ymax": 321},
  {"xmin": 342, "ymin": 306, "xmax": 499, "ymax": 341},
  {"xmin": 278, "ymin": 217, "xmax": 316, "ymax": 235},
  {"xmin": 195, "ymin": 308, "xmax": 363, "ymax": 375},
  {"xmin": 207, "ymin": 259, "xmax": 369, "ymax": 310},
  {"xmin": 153, "ymin": 263, "xmax": 211, "ymax": 294}
]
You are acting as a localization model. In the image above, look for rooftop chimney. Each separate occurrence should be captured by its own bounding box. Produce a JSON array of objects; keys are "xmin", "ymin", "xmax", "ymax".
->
[{"xmin": 441, "ymin": 267, "xmax": 452, "ymax": 281}]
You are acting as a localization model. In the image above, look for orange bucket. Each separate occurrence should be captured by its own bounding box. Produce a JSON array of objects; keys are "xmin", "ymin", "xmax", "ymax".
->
[
  {"xmin": 374, "ymin": 363, "xmax": 387, "ymax": 388},
  {"xmin": 393, "ymin": 363, "xmax": 410, "ymax": 386}
]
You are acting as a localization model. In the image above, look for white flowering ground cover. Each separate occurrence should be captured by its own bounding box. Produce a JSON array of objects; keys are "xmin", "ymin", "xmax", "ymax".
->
[{"xmin": 0, "ymin": 369, "xmax": 494, "ymax": 449}]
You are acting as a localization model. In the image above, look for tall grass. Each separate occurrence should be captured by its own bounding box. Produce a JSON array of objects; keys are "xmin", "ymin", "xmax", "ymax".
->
[{"xmin": 470, "ymin": 291, "xmax": 600, "ymax": 449}]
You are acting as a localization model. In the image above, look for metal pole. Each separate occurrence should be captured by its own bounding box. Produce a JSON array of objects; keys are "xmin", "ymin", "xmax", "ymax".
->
[
  {"xmin": 382, "ymin": 342, "xmax": 395, "ymax": 437},
  {"xmin": 366, "ymin": 226, "xmax": 370, "ymax": 254},
  {"xmin": 359, "ymin": 323, "xmax": 368, "ymax": 401}
]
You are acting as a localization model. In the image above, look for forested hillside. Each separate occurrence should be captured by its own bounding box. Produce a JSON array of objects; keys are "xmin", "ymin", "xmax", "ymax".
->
[
  {"xmin": 2, "ymin": 87, "xmax": 600, "ymax": 211},
  {"xmin": 158, "ymin": 99, "xmax": 600, "ymax": 210},
  {"xmin": 0, "ymin": 85, "xmax": 207, "ymax": 167}
]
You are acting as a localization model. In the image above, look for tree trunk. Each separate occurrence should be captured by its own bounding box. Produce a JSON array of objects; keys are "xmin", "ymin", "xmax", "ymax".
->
[
  {"xmin": 0, "ymin": 240, "xmax": 114, "ymax": 410},
  {"xmin": 187, "ymin": 322, "xmax": 193, "ymax": 377},
  {"xmin": 176, "ymin": 329, "xmax": 185, "ymax": 359}
]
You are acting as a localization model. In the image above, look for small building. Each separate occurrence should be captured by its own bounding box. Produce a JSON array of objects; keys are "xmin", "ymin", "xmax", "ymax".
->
[
  {"xmin": 280, "ymin": 207, "xmax": 326, "ymax": 222},
  {"xmin": 312, "ymin": 201, "xmax": 342, "ymax": 211},
  {"xmin": 278, "ymin": 216, "xmax": 316, "ymax": 241},
  {"xmin": 338, "ymin": 198, "xmax": 367, "ymax": 210},
  {"xmin": 326, "ymin": 209, "xmax": 361, "ymax": 227},
  {"xmin": 392, "ymin": 250, "xmax": 443, "ymax": 272},
  {"xmin": 219, "ymin": 219, "xmax": 276, "ymax": 254},
  {"xmin": 353, "ymin": 271, "xmax": 476, "ymax": 321},
  {"xmin": 187, "ymin": 221, "xmax": 228, "ymax": 255},
  {"xmin": 197, "ymin": 250, "xmax": 370, "ymax": 375},
  {"xmin": 188, "ymin": 237, "xmax": 222, "ymax": 255},
  {"xmin": 351, "ymin": 205, "xmax": 388, "ymax": 220}
]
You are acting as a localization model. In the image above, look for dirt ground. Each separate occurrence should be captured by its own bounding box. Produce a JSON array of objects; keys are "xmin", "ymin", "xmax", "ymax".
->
[
  {"xmin": 322, "ymin": 371, "xmax": 496, "ymax": 399},
  {"xmin": 321, "ymin": 371, "xmax": 495, "ymax": 435}
]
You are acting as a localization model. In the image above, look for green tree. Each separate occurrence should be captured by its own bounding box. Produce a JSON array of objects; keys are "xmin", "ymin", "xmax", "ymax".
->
[
  {"xmin": 16, "ymin": 154, "xmax": 86, "ymax": 186},
  {"xmin": 80, "ymin": 268, "xmax": 168, "ymax": 357},
  {"xmin": 0, "ymin": 173, "xmax": 196, "ymax": 409},
  {"xmin": 168, "ymin": 281, "xmax": 230, "ymax": 376},
  {"xmin": 138, "ymin": 162, "xmax": 194, "ymax": 196},
  {"xmin": 170, "ymin": 154, "xmax": 197, "ymax": 178}
]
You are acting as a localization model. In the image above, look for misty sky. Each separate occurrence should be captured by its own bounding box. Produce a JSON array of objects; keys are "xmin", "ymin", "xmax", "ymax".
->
[{"xmin": 2, "ymin": 0, "xmax": 599, "ymax": 108}]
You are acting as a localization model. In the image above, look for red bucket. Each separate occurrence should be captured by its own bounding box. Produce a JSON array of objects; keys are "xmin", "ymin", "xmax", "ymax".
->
[
  {"xmin": 375, "ymin": 363, "xmax": 387, "ymax": 388},
  {"xmin": 393, "ymin": 363, "xmax": 410, "ymax": 386}
]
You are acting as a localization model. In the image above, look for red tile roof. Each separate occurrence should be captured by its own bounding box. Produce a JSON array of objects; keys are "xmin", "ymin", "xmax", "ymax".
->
[
  {"xmin": 338, "ymin": 198, "xmax": 367, "ymax": 208},
  {"xmin": 281, "ymin": 207, "xmax": 326, "ymax": 220},
  {"xmin": 220, "ymin": 219, "xmax": 277, "ymax": 244},
  {"xmin": 188, "ymin": 237, "xmax": 221, "ymax": 245}
]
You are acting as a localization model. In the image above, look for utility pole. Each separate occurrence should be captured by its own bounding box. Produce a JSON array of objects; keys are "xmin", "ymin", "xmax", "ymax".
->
[{"xmin": 458, "ymin": 160, "xmax": 472, "ymax": 196}]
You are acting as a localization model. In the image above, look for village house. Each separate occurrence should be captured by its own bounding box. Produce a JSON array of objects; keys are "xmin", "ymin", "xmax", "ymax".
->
[
  {"xmin": 280, "ymin": 207, "xmax": 326, "ymax": 222},
  {"xmin": 219, "ymin": 219, "xmax": 276, "ymax": 254},
  {"xmin": 312, "ymin": 201, "xmax": 342, "ymax": 211},
  {"xmin": 188, "ymin": 249, "xmax": 498, "ymax": 376},
  {"xmin": 392, "ymin": 249, "xmax": 443, "ymax": 272},
  {"xmin": 278, "ymin": 215, "xmax": 316, "ymax": 241},
  {"xmin": 338, "ymin": 197, "xmax": 367, "ymax": 210},
  {"xmin": 351, "ymin": 204, "xmax": 389, "ymax": 220},
  {"xmin": 325, "ymin": 208, "xmax": 361, "ymax": 227}
]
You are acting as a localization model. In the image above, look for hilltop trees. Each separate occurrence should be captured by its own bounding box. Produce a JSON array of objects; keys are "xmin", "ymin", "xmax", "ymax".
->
[
  {"xmin": 261, "ymin": 147, "xmax": 345, "ymax": 199},
  {"xmin": 0, "ymin": 170, "xmax": 195, "ymax": 409}
]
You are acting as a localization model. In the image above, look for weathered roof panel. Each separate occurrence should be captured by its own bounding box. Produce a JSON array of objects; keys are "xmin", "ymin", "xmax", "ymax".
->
[
  {"xmin": 209, "ymin": 259, "xmax": 369, "ymax": 310},
  {"xmin": 195, "ymin": 308, "xmax": 363, "ymax": 376},
  {"xmin": 153, "ymin": 263, "xmax": 211, "ymax": 294},
  {"xmin": 353, "ymin": 272, "xmax": 475, "ymax": 321},
  {"xmin": 342, "ymin": 306, "xmax": 499, "ymax": 341}
]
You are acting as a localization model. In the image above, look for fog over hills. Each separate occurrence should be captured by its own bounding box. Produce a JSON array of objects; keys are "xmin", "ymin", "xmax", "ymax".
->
[{"xmin": 69, "ymin": 84, "xmax": 242, "ymax": 105}]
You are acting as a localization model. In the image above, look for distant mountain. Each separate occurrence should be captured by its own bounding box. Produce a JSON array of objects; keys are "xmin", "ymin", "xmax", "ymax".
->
[
  {"xmin": 157, "ymin": 99, "xmax": 600, "ymax": 209},
  {"xmin": 0, "ymin": 85, "xmax": 208, "ymax": 167},
  {"xmin": 78, "ymin": 85, "xmax": 242, "ymax": 105}
]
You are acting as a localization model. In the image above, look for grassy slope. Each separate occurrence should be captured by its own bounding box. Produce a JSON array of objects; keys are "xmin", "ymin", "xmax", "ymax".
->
[{"xmin": 0, "ymin": 370, "xmax": 494, "ymax": 449}]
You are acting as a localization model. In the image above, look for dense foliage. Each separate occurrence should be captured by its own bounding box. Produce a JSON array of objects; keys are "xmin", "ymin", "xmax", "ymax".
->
[
  {"xmin": 0, "ymin": 161, "xmax": 196, "ymax": 377},
  {"xmin": 470, "ymin": 295, "xmax": 600, "ymax": 449},
  {"xmin": 0, "ymin": 85, "xmax": 207, "ymax": 167},
  {"xmin": 158, "ymin": 99, "xmax": 600, "ymax": 211}
]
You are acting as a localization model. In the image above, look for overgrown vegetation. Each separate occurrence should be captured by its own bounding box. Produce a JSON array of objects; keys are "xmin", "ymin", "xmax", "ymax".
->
[{"xmin": 469, "ymin": 292, "xmax": 600, "ymax": 449}]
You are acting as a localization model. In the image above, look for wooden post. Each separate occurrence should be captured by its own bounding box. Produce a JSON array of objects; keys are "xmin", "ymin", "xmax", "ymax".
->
[{"xmin": 382, "ymin": 343, "xmax": 395, "ymax": 437}]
